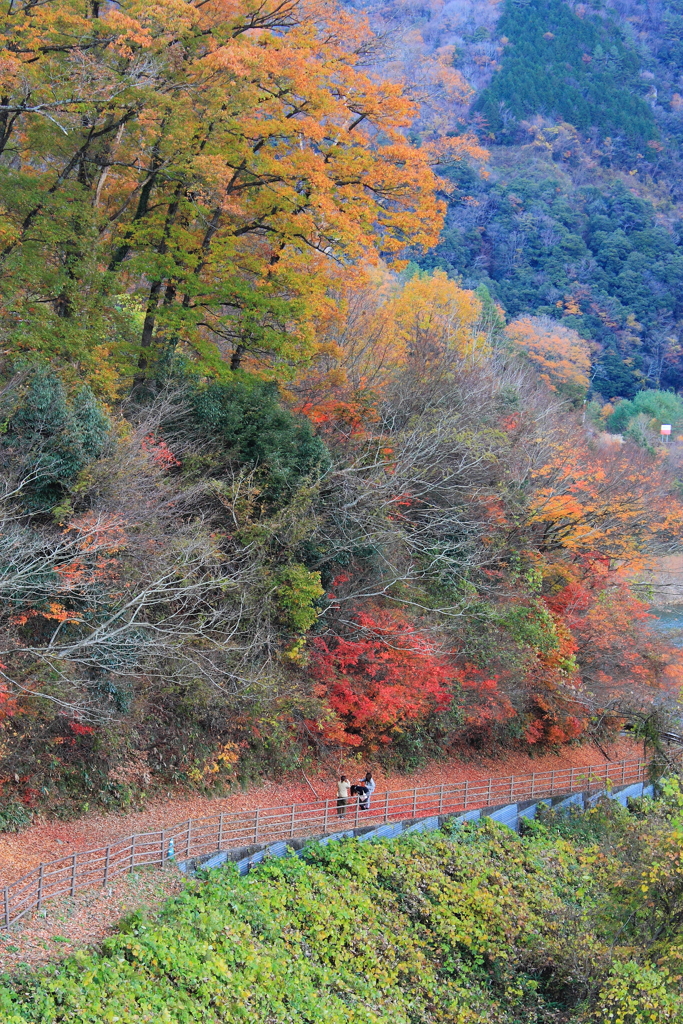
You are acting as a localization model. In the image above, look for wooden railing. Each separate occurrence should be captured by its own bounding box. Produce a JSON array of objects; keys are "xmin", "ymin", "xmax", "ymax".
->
[{"xmin": 1, "ymin": 757, "xmax": 647, "ymax": 928}]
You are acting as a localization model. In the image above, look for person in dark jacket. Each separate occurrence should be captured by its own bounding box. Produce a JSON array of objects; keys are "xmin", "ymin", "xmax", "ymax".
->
[{"xmin": 351, "ymin": 782, "xmax": 369, "ymax": 810}]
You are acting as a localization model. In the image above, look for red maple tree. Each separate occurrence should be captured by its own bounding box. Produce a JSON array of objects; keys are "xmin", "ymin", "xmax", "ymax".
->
[{"xmin": 309, "ymin": 609, "xmax": 455, "ymax": 746}]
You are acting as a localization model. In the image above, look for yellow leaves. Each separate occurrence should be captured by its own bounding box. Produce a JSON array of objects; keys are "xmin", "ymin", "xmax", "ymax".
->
[
  {"xmin": 390, "ymin": 269, "xmax": 488, "ymax": 366},
  {"xmin": 292, "ymin": 265, "xmax": 494, "ymax": 429}
]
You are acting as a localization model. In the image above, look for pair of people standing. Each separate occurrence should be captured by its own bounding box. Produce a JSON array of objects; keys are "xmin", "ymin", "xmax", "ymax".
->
[{"xmin": 336, "ymin": 772, "xmax": 375, "ymax": 816}]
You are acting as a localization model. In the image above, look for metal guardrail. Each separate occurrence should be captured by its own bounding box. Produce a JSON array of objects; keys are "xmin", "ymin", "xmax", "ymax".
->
[{"xmin": 1, "ymin": 757, "xmax": 647, "ymax": 928}]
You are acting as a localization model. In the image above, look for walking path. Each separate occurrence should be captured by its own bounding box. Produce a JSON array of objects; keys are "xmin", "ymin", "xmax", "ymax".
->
[
  {"xmin": 0, "ymin": 738, "xmax": 642, "ymax": 886},
  {"xmin": 0, "ymin": 737, "xmax": 646, "ymax": 974}
]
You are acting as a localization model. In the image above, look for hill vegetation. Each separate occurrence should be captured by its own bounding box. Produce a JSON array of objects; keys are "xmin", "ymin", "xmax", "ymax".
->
[
  {"xmin": 0, "ymin": 0, "xmax": 681, "ymax": 822},
  {"xmin": 3, "ymin": 788, "xmax": 683, "ymax": 1021},
  {"xmin": 358, "ymin": 0, "xmax": 683, "ymax": 396},
  {"xmin": 473, "ymin": 0, "xmax": 657, "ymax": 148}
]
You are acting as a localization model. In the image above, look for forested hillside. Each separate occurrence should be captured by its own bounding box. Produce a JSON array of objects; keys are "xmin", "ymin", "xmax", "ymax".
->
[
  {"xmin": 0, "ymin": 0, "xmax": 681, "ymax": 828},
  {"xmin": 351, "ymin": 0, "xmax": 683, "ymax": 396}
]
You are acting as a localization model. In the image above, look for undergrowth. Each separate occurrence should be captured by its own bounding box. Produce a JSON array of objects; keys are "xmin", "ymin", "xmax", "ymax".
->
[{"xmin": 2, "ymin": 783, "xmax": 683, "ymax": 1021}]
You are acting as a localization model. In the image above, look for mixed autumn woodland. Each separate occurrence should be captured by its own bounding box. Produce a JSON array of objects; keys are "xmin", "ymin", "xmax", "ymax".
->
[{"xmin": 0, "ymin": 0, "xmax": 681, "ymax": 822}]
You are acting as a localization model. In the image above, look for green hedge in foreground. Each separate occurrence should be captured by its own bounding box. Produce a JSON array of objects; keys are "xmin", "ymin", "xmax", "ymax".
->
[{"xmin": 2, "ymin": 790, "xmax": 683, "ymax": 1023}]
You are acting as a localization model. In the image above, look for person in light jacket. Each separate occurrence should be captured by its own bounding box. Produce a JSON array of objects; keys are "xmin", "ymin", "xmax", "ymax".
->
[{"xmin": 336, "ymin": 774, "xmax": 351, "ymax": 816}]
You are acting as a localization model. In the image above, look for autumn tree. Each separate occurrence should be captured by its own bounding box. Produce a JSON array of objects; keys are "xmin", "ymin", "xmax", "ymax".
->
[
  {"xmin": 309, "ymin": 608, "xmax": 456, "ymax": 747},
  {"xmin": 389, "ymin": 268, "xmax": 490, "ymax": 373},
  {"xmin": 290, "ymin": 267, "xmax": 495, "ymax": 436},
  {"xmin": 524, "ymin": 422, "xmax": 683, "ymax": 566},
  {"xmin": 0, "ymin": 0, "xmax": 486, "ymax": 389},
  {"xmin": 504, "ymin": 315, "xmax": 592, "ymax": 401}
]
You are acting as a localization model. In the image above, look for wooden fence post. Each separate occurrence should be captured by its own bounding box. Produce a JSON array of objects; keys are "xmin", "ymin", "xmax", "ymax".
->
[
  {"xmin": 4, "ymin": 887, "xmax": 9, "ymax": 928},
  {"xmin": 71, "ymin": 852, "xmax": 77, "ymax": 896},
  {"xmin": 104, "ymin": 846, "xmax": 111, "ymax": 887},
  {"xmin": 550, "ymin": 770, "xmax": 556, "ymax": 796},
  {"xmin": 254, "ymin": 809, "xmax": 260, "ymax": 844},
  {"xmin": 487, "ymin": 777, "xmax": 492, "ymax": 807},
  {"xmin": 37, "ymin": 863, "xmax": 44, "ymax": 911},
  {"xmin": 161, "ymin": 829, "xmax": 166, "ymax": 866},
  {"xmin": 218, "ymin": 813, "xmax": 224, "ymax": 850},
  {"xmin": 384, "ymin": 790, "xmax": 389, "ymax": 823},
  {"xmin": 323, "ymin": 800, "xmax": 329, "ymax": 834},
  {"xmin": 464, "ymin": 779, "xmax": 469, "ymax": 810},
  {"xmin": 412, "ymin": 787, "xmax": 417, "ymax": 818},
  {"xmin": 290, "ymin": 804, "xmax": 296, "ymax": 838},
  {"xmin": 510, "ymin": 775, "xmax": 514, "ymax": 802},
  {"xmin": 438, "ymin": 784, "xmax": 444, "ymax": 815},
  {"xmin": 130, "ymin": 835, "xmax": 136, "ymax": 873},
  {"xmin": 621, "ymin": 761, "xmax": 626, "ymax": 785},
  {"xmin": 569, "ymin": 767, "xmax": 575, "ymax": 792},
  {"xmin": 186, "ymin": 820, "xmax": 192, "ymax": 860}
]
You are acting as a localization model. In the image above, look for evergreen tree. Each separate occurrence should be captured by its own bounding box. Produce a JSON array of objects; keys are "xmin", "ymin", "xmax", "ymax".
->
[{"xmin": 6, "ymin": 369, "xmax": 110, "ymax": 510}]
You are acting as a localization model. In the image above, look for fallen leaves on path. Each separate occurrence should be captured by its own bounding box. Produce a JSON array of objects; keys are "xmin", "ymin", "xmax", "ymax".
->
[
  {"xmin": 0, "ymin": 865, "xmax": 184, "ymax": 975},
  {"xmin": 0, "ymin": 738, "xmax": 642, "ymax": 887},
  {"xmin": 0, "ymin": 737, "xmax": 645, "ymax": 976}
]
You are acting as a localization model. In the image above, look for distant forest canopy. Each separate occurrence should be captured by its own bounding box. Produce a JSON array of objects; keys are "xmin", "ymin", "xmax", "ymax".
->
[
  {"xmin": 350, "ymin": 0, "xmax": 683, "ymax": 398},
  {"xmin": 419, "ymin": 164, "xmax": 683, "ymax": 397},
  {"xmin": 473, "ymin": 0, "xmax": 658, "ymax": 148}
]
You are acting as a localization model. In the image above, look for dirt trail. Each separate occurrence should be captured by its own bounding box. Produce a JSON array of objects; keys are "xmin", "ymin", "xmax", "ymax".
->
[{"xmin": 0, "ymin": 738, "xmax": 643, "ymax": 886}]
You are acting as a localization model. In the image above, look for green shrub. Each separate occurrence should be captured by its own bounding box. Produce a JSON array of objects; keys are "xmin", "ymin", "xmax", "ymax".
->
[
  {"xmin": 5, "ymin": 369, "xmax": 109, "ymax": 511},
  {"xmin": 188, "ymin": 378, "xmax": 330, "ymax": 503},
  {"xmin": 4, "ymin": 798, "xmax": 683, "ymax": 1022},
  {"xmin": 0, "ymin": 801, "xmax": 32, "ymax": 833},
  {"xmin": 606, "ymin": 390, "xmax": 683, "ymax": 437}
]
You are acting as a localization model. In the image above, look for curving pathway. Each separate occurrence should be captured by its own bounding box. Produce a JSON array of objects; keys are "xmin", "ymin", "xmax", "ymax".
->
[{"xmin": 0, "ymin": 738, "xmax": 643, "ymax": 886}]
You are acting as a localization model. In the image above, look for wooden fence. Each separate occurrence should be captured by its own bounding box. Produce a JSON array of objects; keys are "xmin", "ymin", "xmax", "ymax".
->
[{"xmin": 1, "ymin": 757, "xmax": 647, "ymax": 928}]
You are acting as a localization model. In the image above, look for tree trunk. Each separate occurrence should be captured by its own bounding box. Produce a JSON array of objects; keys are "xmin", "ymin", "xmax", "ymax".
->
[
  {"xmin": 230, "ymin": 344, "xmax": 245, "ymax": 371},
  {"xmin": 133, "ymin": 279, "xmax": 164, "ymax": 386}
]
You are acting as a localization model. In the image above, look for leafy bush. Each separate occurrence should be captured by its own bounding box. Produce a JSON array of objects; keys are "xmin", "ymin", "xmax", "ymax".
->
[
  {"xmin": 0, "ymin": 801, "xmax": 32, "ymax": 833},
  {"xmin": 595, "ymin": 961, "xmax": 681, "ymax": 1024},
  {"xmin": 188, "ymin": 378, "xmax": 330, "ymax": 502}
]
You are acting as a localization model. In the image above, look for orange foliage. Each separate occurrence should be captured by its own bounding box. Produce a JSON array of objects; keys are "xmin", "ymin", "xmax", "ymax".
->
[
  {"xmin": 528, "ymin": 426, "xmax": 683, "ymax": 567},
  {"xmin": 546, "ymin": 574, "xmax": 672, "ymax": 695},
  {"xmin": 292, "ymin": 267, "xmax": 488, "ymax": 432},
  {"xmin": 0, "ymin": 683, "xmax": 18, "ymax": 723},
  {"xmin": 457, "ymin": 664, "xmax": 516, "ymax": 738},
  {"xmin": 10, "ymin": 603, "xmax": 81, "ymax": 627},
  {"xmin": 64, "ymin": 513, "xmax": 127, "ymax": 555},
  {"xmin": 505, "ymin": 315, "xmax": 591, "ymax": 395},
  {"xmin": 0, "ymin": 0, "xmax": 487, "ymax": 379}
]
